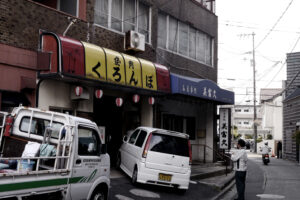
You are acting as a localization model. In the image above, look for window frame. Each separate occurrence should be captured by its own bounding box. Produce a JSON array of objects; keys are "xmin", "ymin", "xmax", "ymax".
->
[
  {"xmin": 128, "ymin": 129, "xmax": 140, "ymax": 144},
  {"xmin": 77, "ymin": 125, "xmax": 101, "ymax": 156},
  {"xmin": 158, "ymin": 12, "xmax": 214, "ymax": 67},
  {"xmin": 19, "ymin": 116, "xmax": 64, "ymax": 139},
  {"xmin": 134, "ymin": 130, "xmax": 147, "ymax": 147},
  {"xmin": 94, "ymin": 0, "xmax": 151, "ymax": 43}
]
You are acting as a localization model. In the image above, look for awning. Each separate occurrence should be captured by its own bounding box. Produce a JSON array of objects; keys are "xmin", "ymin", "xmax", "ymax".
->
[{"xmin": 170, "ymin": 73, "xmax": 234, "ymax": 104}]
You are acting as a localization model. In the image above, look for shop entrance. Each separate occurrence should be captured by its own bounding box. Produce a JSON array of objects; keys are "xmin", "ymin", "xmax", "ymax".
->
[
  {"xmin": 94, "ymin": 96, "xmax": 123, "ymax": 166},
  {"xmin": 94, "ymin": 95, "xmax": 141, "ymax": 166}
]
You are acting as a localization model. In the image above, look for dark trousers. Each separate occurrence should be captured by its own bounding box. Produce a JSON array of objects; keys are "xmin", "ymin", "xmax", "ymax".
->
[{"xmin": 235, "ymin": 171, "xmax": 247, "ymax": 200}]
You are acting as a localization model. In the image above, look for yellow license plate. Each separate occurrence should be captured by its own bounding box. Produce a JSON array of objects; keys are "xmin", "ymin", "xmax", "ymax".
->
[{"xmin": 158, "ymin": 173, "xmax": 172, "ymax": 182}]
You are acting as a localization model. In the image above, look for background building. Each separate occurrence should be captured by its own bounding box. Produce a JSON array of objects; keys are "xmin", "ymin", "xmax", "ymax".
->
[
  {"xmin": 1, "ymin": 0, "xmax": 234, "ymax": 164},
  {"xmin": 283, "ymin": 52, "xmax": 300, "ymax": 162}
]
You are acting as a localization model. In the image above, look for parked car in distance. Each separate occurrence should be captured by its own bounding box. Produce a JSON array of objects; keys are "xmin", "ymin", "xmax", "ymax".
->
[{"xmin": 117, "ymin": 127, "xmax": 192, "ymax": 192}]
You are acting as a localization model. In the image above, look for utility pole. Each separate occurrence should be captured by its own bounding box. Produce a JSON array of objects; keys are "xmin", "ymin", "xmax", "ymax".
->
[{"xmin": 252, "ymin": 32, "xmax": 257, "ymax": 153}]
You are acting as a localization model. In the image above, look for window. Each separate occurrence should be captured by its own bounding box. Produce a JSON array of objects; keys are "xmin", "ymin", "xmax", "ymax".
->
[
  {"xmin": 33, "ymin": 0, "xmax": 78, "ymax": 16},
  {"xmin": 244, "ymin": 109, "xmax": 249, "ymax": 112},
  {"xmin": 94, "ymin": 0, "xmax": 151, "ymax": 42},
  {"xmin": 58, "ymin": 0, "xmax": 78, "ymax": 16},
  {"xmin": 194, "ymin": 0, "xmax": 215, "ymax": 13},
  {"xmin": 78, "ymin": 126, "xmax": 100, "ymax": 156},
  {"xmin": 135, "ymin": 130, "xmax": 147, "ymax": 147},
  {"xmin": 158, "ymin": 13, "xmax": 214, "ymax": 66},
  {"xmin": 244, "ymin": 121, "xmax": 249, "ymax": 125},
  {"xmin": 129, "ymin": 129, "xmax": 140, "ymax": 144},
  {"xmin": 235, "ymin": 109, "xmax": 241, "ymax": 112},
  {"xmin": 20, "ymin": 117, "xmax": 63, "ymax": 139},
  {"xmin": 162, "ymin": 114, "xmax": 196, "ymax": 140},
  {"xmin": 149, "ymin": 133, "xmax": 189, "ymax": 157}
]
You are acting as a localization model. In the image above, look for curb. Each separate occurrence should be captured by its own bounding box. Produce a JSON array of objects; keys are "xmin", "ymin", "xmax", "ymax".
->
[
  {"xmin": 210, "ymin": 179, "xmax": 236, "ymax": 200},
  {"xmin": 191, "ymin": 168, "xmax": 232, "ymax": 180}
]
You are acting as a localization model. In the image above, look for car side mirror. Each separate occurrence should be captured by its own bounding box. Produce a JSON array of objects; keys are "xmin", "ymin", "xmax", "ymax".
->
[
  {"xmin": 123, "ymin": 135, "xmax": 128, "ymax": 143},
  {"xmin": 101, "ymin": 144, "xmax": 107, "ymax": 154}
]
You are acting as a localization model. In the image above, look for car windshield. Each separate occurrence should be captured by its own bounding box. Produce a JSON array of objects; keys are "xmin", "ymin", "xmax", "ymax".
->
[{"xmin": 148, "ymin": 133, "xmax": 189, "ymax": 157}]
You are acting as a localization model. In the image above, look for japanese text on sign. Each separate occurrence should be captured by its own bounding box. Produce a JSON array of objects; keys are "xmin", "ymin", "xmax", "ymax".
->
[
  {"xmin": 123, "ymin": 54, "xmax": 142, "ymax": 87},
  {"xmin": 105, "ymin": 48, "xmax": 126, "ymax": 85},
  {"xmin": 219, "ymin": 108, "xmax": 230, "ymax": 150}
]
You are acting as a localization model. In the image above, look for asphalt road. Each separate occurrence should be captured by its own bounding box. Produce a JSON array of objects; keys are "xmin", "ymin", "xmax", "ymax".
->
[
  {"xmin": 221, "ymin": 152, "xmax": 300, "ymax": 200},
  {"xmin": 109, "ymin": 171, "xmax": 220, "ymax": 200}
]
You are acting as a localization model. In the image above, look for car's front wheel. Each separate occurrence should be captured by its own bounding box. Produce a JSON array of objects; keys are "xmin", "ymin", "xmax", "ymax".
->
[{"xmin": 132, "ymin": 167, "xmax": 138, "ymax": 185}]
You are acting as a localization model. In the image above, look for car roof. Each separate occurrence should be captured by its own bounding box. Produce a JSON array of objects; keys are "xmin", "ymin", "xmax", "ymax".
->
[{"xmin": 137, "ymin": 126, "xmax": 189, "ymax": 139}]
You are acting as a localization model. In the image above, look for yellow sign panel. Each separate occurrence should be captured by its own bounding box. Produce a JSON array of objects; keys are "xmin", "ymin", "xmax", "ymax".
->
[
  {"xmin": 104, "ymin": 48, "xmax": 126, "ymax": 85},
  {"xmin": 82, "ymin": 42, "xmax": 106, "ymax": 81},
  {"xmin": 123, "ymin": 54, "xmax": 142, "ymax": 88},
  {"xmin": 139, "ymin": 58, "xmax": 157, "ymax": 90}
]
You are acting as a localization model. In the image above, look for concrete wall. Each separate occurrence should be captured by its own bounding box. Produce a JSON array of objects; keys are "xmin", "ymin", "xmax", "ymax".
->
[
  {"xmin": 38, "ymin": 80, "xmax": 93, "ymax": 113},
  {"xmin": 140, "ymin": 97, "xmax": 153, "ymax": 127}
]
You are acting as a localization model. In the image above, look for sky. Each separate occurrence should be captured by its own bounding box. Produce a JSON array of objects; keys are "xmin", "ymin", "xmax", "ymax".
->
[{"xmin": 216, "ymin": 0, "xmax": 300, "ymax": 105}]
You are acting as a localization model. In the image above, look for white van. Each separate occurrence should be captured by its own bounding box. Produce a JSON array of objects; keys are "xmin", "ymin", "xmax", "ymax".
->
[
  {"xmin": 0, "ymin": 107, "xmax": 110, "ymax": 200},
  {"xmin": 117, "ymin": 127, "xmax": 191, "ymax": 192}
]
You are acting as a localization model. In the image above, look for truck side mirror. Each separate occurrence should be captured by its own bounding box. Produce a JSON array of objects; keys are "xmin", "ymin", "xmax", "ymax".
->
[{"xmin": 101, "ymin": 144, "xmax": 107, "ymax": 154}]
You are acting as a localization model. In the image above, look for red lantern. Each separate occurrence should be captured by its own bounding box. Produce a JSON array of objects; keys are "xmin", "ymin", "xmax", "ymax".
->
[
  {"xmin": 148, "ymin": 97, "xmax": 155, "ymax": 105},
  {"xmin": 116, "ymin": 98, "xmax": 123, "ymax": 107},
  {"xmin": 95, "ymin": 89, "xmax": 103, "ymax": 99},
  {"xmin": 75, "ymin": 86, "xmax": 83, "ymax": 96},
  {"xmin": 132, "ymin": 94, "xmax": 140, "ymax": 103}
]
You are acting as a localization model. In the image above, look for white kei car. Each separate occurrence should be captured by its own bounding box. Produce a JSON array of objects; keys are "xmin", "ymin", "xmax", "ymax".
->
[{"xmin": 117, "ymin": 126, "xmax": 191, "ymax": 191}]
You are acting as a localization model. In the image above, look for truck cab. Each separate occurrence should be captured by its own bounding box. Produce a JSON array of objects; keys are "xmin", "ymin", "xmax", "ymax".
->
[{"xmin": 0, "ymin": 107, "xmax": 110, "ymax": 200}]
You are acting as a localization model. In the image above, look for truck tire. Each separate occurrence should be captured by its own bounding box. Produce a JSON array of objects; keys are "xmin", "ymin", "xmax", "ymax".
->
[{"xmin": 90, "ymin": 188, "xmax": 107, "ymax": 200}]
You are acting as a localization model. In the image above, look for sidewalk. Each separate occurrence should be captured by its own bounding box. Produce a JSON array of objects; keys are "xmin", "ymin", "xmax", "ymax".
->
[{"xmin": 191, "ymin": 161, "xmax": 235, "ymax": 190}]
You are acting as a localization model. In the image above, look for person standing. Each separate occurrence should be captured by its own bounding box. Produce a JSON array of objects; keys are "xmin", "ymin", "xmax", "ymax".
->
[
  {"xmin": 277, "ymin": 141, "xmax": 282, "ymax": 159},
  {"xmin": 231, "ymin": 139, "xmax": 248, "ymax": 200}
]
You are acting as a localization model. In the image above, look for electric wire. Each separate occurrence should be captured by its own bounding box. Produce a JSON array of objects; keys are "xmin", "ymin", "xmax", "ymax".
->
[
  {"xmin": 264, "ymin": 32, "xmax": 300, "ymax": 89},
  {"xmin": 254, "ymin": 0, "xmax": 294, "ymax": 49}
]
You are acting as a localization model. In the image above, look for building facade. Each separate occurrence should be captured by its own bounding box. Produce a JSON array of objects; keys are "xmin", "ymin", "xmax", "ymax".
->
[
  {"xmin": 1, "ymin": 0, "xmax": 234, "ymax": 164},
  {"xmin": 283, "ymin": 52, "xmax": 300, "ymax": 162},
  {"xmin": 232, "ymin": 105, "xmax": 265, "ymax": 139}
]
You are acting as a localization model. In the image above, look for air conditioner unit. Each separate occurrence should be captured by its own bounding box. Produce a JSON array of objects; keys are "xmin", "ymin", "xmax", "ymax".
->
[{"xmin": 125, "ymin": 30, "xmax": 145, "ymax": 51}]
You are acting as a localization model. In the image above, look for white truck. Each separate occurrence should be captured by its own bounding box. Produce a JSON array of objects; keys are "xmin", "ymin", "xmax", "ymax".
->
[{"xmin": 0, "ymin": 106, "xmax": 110, "ymax": 200}]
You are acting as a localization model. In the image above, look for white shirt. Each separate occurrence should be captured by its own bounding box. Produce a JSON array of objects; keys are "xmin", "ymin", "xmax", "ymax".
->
[
  {"xmin": 231, "ymin": 148, "xmax": 248, "ymax": 171},
  {"xmin": 261, "ymin": 145, "xmax": 271, "ymax": 154}
]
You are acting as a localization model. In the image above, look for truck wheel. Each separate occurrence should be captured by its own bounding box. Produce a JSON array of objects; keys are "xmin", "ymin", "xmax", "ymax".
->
[
  {"xmin": 91, "ymin": 189, "xmax": 106, "ymax": 200},
  {"xmin": 132, "ymin": 167, "xmax": 138, "ymax": 185}
]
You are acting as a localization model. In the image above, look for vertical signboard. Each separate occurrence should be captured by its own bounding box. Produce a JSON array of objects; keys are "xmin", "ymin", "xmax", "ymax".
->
[
  {"xmin": 83, "ymin": 42, "xmax": 107, "ymax": 81},
  {"xmin": 219, "ymin": 108, "xmax": 231, "ymax": 150}
]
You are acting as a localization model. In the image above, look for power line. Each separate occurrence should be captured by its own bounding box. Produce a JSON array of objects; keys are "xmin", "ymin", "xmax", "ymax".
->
[
  {"xmin": 264, "ymin": 32, "xmax": 300, "ymax": 88},
  {"xmin": 255, "ymin": 0, "xmax": 294, "ymax": 49}
]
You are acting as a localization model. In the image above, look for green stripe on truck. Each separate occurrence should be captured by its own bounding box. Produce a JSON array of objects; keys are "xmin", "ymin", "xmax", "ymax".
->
[{"xmin": 0, "ymin": 177, "xmax": 83, "ymax": 192}]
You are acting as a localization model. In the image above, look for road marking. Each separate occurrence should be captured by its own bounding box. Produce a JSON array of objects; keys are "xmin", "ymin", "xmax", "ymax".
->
[
  {"xmin": 256, "ymin": 194, "xmax": 285, "ymax": 199},
  {"xmin": 115, "ymin": 194, "xmax": 134, "ymax": 200},
  {"xmin": 130, "ymin": 189, "xmax": 160, "ymax": 198},
  {"xmin": 189, "ymin": 180, "xmax": 197, "ymax": 184}
]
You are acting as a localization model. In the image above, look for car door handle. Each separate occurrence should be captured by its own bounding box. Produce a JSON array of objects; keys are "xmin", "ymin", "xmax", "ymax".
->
[{"xmin": 76, "ymin": 159, "xmax": 81, "ymax": 165}]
